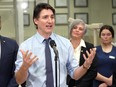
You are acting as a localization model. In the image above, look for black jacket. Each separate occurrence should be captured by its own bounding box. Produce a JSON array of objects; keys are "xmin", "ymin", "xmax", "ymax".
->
[{"xmin": 67, "ymin": 42, "xmax": 98, "ymax": 87}]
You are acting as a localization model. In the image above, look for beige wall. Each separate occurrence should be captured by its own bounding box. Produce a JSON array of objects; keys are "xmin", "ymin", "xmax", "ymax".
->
[
  {"xmin": 52, "ymin": 0, "xmax": 116, "ymax": 45},
  {"xmin": 0, "ymin": 0, "xmax": 116, "ymax": 45}
]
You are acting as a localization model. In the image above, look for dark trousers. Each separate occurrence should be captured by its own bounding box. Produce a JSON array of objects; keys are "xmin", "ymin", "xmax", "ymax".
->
[
  {"xmin": 67, "ymin": 75, "xmax": 76, "ymax": 87},
  {"xmin": 112, "ymin": 71, "xmax": 116, "ymax": 87}
]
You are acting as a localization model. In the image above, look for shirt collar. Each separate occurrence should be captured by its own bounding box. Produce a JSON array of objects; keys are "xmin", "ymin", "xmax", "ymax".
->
[
  {"xmin": 35, "ymin": 32, "xmax": 55, "ymax": 43},
  {"xmin": 79, "ymin": 39, "xmax": 86, "ymax": 47}
]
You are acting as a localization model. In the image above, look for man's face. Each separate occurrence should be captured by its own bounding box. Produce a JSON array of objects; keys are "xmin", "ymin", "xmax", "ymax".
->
[{"xmin": 34, "ymin": 9, "xmax": 55, "ymax": 36}]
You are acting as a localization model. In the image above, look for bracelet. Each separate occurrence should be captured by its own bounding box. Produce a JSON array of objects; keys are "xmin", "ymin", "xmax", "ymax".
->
[{"xmin": 83, "ymin": 64, "xmax": 89, "ymax": 70}]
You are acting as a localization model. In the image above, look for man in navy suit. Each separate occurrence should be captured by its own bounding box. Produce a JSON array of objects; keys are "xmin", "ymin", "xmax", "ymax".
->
[
  {"xmin": 0, "ymin": 35, "xmax": 19, "ymax": 87},
  {"xmin": 0, "ymin": 16, "xmax": 19, "ymax": 87}
]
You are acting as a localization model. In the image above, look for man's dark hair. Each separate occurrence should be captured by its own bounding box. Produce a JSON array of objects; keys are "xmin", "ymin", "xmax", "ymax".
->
[{"xmin": 33, "ymin": 3, "xmax": 55, "ymax": 29}]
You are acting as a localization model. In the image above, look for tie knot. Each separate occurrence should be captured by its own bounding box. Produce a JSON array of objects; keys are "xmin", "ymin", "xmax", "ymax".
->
[{"xmin": 44, "ymin": 38, "xmax": 51, "ymax": 44}]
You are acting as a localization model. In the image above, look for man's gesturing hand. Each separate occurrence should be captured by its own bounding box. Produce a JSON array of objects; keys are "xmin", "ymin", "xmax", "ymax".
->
[{"xmin": 20, "ymin": 50, "xmax": 38, "ymax": 70}]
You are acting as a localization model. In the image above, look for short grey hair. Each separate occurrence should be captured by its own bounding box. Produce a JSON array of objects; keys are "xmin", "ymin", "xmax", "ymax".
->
[{"xmin": 68, "ymin": 18, "xmax": 87, "ymax": 34}]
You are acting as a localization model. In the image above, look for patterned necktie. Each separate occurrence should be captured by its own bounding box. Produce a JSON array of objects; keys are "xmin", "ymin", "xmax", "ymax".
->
[{"xmin": 45, "ymin": 38, "xmax": 54, "ymax": 87}]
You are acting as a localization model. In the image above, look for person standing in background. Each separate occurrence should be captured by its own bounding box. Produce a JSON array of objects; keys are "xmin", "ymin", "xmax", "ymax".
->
[
  {"xmin": 67, "ymin": 18, "xmax": 97, "ymax": 87},
  {"xmin": 93, "ymin": 25, "xmax": 116, "ymax": 87},
  {"xmin": 0, "ymin": 16, "xmax": 19, "ymax": 87},
  {"xmin": 14, "ymin": 3, "xmax": 96, "ymax": 87}
]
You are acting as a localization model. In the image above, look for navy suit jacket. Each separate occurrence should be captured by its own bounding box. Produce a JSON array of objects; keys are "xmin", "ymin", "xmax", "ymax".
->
[
  {"xmin": 0, "ymin": 36, "xmax": 19, "ymax": 87},
  {"xmin": 67, "ymin": 42, "xmax": 98, "ymax": 87}
]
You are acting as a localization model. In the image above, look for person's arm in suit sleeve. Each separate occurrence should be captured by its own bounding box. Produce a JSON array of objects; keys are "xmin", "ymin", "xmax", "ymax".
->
[{"xmin": 7, "ymin": 41, "xmax": 19, "ymax": 87}]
